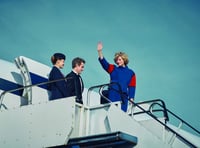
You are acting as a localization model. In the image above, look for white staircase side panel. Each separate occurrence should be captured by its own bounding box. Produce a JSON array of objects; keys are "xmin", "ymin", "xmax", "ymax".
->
[
  {"xmin": 0, "ymin": 91, "xmax": 28, "ymax": 109},
  {"xmin": 167, "ymin": 123, "xmax": 200, "ymax": 147},
  {"xmin": 0, "ymin": 96, "xmax": 76, "ymax": 148},
  {"xmin": 70, "ymin": 103, "xmax": 111, "ymax": 138},
  {"xmin": 31, "ymin": 87, "xmax": 50, "ymax": 104},
  {"xmin": 133, "ymin": 109, "xmax": 200, "ymax": 147},
  {"xmin": 107, "ymin": 104, "xmax": 170, "ymax": 148},
  {"xmin": 138, "ymin": 117, "xmax": 189, "ymax": 147}
]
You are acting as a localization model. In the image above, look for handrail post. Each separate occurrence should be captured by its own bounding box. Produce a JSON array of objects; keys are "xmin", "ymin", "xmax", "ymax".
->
[
  {"xmin": 0, "ymin": 93, "xmax": 6, "ymax": 109},
  {"xmin": 86, "ymin": 82, "xmax": 123, "ymax": 107},
  {"xmin": 86, "ymin": 83, "xmax": 110, "ymax": 106}
]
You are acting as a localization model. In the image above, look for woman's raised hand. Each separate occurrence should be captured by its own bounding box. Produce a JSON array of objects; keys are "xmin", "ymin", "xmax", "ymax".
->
[{"xmin": 97, "ymin": 41, "xmax": 103, "ymax": 51}]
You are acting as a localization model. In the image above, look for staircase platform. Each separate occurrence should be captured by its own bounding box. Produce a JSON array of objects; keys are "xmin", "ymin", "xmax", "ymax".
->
[{"xmin": 50, "ymin": 131, "xmax": 137, "ymax": 148}]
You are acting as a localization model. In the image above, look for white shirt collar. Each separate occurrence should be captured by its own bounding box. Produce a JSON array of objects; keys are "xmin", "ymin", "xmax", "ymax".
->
[{"xmin": 72, "ymin": 69, "xmax": 79, "ymax": 75}]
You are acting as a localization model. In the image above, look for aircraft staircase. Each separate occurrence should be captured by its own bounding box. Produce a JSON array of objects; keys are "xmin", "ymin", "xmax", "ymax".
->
[{"xmin": 0, "ymin": 56, "xmax": 200, "ymax": 147}]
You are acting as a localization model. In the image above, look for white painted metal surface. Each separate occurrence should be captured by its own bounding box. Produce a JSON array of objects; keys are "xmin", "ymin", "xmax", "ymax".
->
[
  {"xmin": 0, "ymin": 59, "xmax": 27, "ymax": 109},
  {"xmin": 0, "ymin": 97, "xmax": 76, "ymax": 148},
  {"xmin": 15, "ymin": 56, "xmax": 51, "ymax": 104}
]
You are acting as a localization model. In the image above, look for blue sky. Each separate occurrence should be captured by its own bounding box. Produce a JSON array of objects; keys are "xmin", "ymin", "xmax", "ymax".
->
[{"xmin": 0, "ymin": 0, "xmax": 200, "ymax": 131}]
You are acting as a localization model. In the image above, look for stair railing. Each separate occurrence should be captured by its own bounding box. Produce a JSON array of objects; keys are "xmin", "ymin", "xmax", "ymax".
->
[
  {"xmin": 87, "ymin": 82, "xmax": 199, "ymax": 147},
  {"xmin": 0, "ymin": 77, "xmax": 72, "ymax": 110},
  {"xmin": 129, "ymin": 99, "xmax": 199, "ymax": 147},
  {"xmin": 132, "ymin": 99, "xmax": 200, "ymax": 135},
  {"xmin": 87, "ymin": 82, "xmax": 123, "ymax": 106}
]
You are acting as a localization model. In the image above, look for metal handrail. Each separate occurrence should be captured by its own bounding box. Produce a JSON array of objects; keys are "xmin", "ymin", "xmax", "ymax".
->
[
  {"xmin": 86, "ymin": 82, "xmax": 124, "ymax": 106},
  {"xmin": 164, "ymin": 104, "xmax": 200, "ymax": 135},
  {"xmin": 133, "ymin": 99, "xmax": 169, "ymax": 123},
  {"xmin": 87, "ymin": 83, "xmax": 110, "ymax": 106},
  {"xmin": 87, "ymin": 83, "xmax": 199, "ymax": 147},
  {"xmin": 129, "ymin": 99, "xmax": 198, "ymax": 147},
  {"xmin": 0, "ymin": 77, "xmax": 72, "ymax": 109},
  {"xmin": 132, "ymin": 99, "xmax": 200, "ymax": 135}
]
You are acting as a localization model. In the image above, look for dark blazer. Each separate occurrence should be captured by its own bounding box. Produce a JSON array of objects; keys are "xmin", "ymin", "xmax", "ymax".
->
[
  {"xmin": 48, "ymin": 66, "xmax": 68, "ymax": 100},
  {"xmin": 66, "ymin": 71, "xmax": 84, "ymax": 104}
]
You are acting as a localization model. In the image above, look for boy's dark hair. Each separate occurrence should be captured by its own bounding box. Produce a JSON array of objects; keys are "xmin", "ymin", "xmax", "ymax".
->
[{"xmin": 72, "ymin": 57, "xmax": 85, "ymax": 68}]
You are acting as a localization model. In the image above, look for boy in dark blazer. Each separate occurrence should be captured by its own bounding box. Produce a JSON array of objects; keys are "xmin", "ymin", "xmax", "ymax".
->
[{"xmin": 66, "ymin": 57, "xmax": 85, "ymax": 104}]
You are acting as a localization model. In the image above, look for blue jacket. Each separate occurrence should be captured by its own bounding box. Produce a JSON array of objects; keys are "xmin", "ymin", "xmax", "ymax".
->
[
  {"xmin": 48, "ymin": 66, "xmax": 68, "ymax": 100},
  {"xmin": 99, "ymin": 57, "xmax": 136, "ymax": 111}
]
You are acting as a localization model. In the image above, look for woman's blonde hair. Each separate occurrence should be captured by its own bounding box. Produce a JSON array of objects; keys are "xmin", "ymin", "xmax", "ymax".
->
[{"xmin": 114, "ymin": 52, "xmax": 129, "ymax": 65}]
